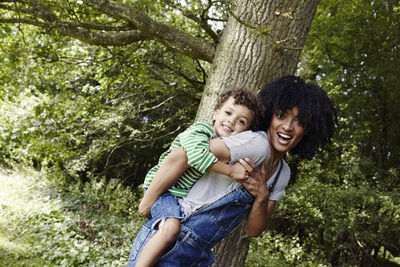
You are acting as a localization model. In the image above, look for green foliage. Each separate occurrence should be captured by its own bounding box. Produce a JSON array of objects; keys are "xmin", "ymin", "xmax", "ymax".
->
[
  {"xmin": 271, "ymin": 159, "xmax": 400, "ymax": 266},
  {"xmin": 0, "ymin": 22, "xmax": 205, "ymax": 188},
  {"xmin": 289, "ymin": 2, "xmax": 400, "ymax": 264},
  {"xmin": 302, "ymin": 0, "xmax": 400, "ymax": 176},
  {"xmin": 246, "ymin": 231, "xmax": 330, "ymax": 266},
  {"xmin": 0, "ymin": 167, "xmax": 144, "ymax": 266}
]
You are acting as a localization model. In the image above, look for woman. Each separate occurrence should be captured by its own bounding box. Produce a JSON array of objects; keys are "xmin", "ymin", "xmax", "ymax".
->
[{"xmin": 127, "ymin": 75, "xmax": 337, "ymax": 266}]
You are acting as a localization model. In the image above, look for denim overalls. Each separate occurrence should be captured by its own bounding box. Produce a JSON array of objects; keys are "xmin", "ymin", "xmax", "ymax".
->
[{"xmin": 127, "ymin": 161, "xmax": 283, "ymax": 267}]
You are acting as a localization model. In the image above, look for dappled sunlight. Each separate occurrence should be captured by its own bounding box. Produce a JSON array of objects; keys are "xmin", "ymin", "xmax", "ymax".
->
[
  {"xmin": 0, "ymin": 168, "xmax": 59, "ymax": 262},
  {"xmin": 0, "ymin": 169, "xmax": 62, "ymax": 214},
  {"xmin": 0, "ymin": 167, "xmax": 141, "ymax": 265},
  {"xmin": 0, "ymin": 221, "xmax": 30, "ymax": 259}
]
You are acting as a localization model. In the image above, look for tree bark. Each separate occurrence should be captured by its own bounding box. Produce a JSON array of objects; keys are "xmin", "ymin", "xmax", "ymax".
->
[
  {"xmin": 211, "ymin": 221, "xmax": 250, "ymax": 267},
  {"xmin": 196, "ymin": 0, "xmax": 319, "ymax": 122},
  {"xmin": 196, "ymin": 0, "xmax": 320, "ymax": 265}
]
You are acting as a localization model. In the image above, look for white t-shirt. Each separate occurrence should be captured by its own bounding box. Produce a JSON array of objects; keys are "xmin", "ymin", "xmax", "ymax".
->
[{"xmin": 179, "ymin": 131, "xmax": 291, "ymax": 216}]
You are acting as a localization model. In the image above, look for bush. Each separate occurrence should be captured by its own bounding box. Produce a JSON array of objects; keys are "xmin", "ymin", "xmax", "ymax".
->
[
  {"xmin": 272, "ymin": 174, "xmax": 400, "ymax": 266},
  {"xmin": 246, "ymin": 231, "xmax": 330, "ymax": 266},
  {"xmin": 0, "ymin": 167, "xmax": 145, "ymax": 266}
]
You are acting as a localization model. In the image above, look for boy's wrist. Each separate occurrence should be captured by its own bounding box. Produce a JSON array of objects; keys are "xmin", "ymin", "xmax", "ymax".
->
[
  {"xmin": 228, "ymin": 165, "xmax": 234, "ymax": 178},
  {"xmin": 210, "ymin": 161, "xmax": 231, "ymax": 177}
]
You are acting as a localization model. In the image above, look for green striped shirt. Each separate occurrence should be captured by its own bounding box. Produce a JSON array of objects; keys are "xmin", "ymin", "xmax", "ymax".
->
[{"xmin": 143, "ymin": 122, "xmax": 218, "ymax": 197}]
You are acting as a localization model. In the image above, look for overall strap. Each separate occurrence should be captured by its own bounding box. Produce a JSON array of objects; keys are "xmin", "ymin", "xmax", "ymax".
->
[{"xmin": 268, "ymin": 159, "xmax": 283, "ymax": 193}]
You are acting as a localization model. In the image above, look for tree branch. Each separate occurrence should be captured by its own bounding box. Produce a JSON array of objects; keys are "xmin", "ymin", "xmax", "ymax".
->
[
  {"xmin": 0, "ymin": 0, "xmax": 216, "ymax": 59},
  {"xmin": 83, "ymin": 0, "xmax": 215, "ymax": 62},
  {"xmin": 0, "ymin": 17, "xmax": 152, "ymax": 46},
  {"xmin": 167, "ymin": 1, "xmax": 220, "ymax": 43},
  {"xmin": 148, "ymin": 60, "xmax": 205, "ymax": 87}
]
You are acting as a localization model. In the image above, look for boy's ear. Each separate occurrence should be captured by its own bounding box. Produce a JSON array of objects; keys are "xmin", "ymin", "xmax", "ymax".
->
[
  {"xmin": 212, "ymin": 109, "xmax": 219, "ymax": 126},
  {"xmin": 212, "ymin": 109, "xmax": 219, "ymax": 121}
]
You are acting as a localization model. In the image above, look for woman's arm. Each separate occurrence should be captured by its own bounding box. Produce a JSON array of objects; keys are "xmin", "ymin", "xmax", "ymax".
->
[
  {"xmin": 246, "ymin": 198, "xmax": 276, "ymax": 237},
  {"xmin": 239, "ymin": 158, "xmax": 276, "ymax": 236}
]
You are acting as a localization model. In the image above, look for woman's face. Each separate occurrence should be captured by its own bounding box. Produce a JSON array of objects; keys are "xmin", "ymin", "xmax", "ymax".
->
[{"xmin": 267, "ymin": 107, "xmax": 306, "ymax": 158}]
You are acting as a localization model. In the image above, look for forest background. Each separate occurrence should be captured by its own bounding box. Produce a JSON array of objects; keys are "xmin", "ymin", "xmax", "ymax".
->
[{"xmin": 0, "ymin": 0, "xmax": 399, "ymax": 266}]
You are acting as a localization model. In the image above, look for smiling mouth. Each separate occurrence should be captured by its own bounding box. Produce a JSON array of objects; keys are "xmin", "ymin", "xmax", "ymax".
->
[
  {"xmin": 222, "ymin": 124, "xmax": 233, "ymax": 132},
  {"xmin": 278, "ymin": 132, "xmax": 292, "ymax": 142}
]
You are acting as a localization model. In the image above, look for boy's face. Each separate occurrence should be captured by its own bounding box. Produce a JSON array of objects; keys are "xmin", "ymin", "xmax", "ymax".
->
[{"xmin": 212, "ymin": 96, "xmax": 254, "ymax": 137}]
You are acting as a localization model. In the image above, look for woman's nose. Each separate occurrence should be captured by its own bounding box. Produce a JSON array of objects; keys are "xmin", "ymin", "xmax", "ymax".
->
[{"xmin": 282, "ymin": 120, "xmax": 293, "ymax": 131}]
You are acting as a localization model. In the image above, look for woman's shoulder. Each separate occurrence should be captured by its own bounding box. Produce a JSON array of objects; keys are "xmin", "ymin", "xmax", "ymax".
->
[
  {"xmin": 223, "ymin": 131, "xmax": 269, "ymax": 167},
  {"xmin": 223, "ymin": 131, "xmax": 268, "ymax": 149},
  {"xmin": 280, "ymin": 159, "xmax": 291, "ymax": 178},
  {"xmin": 224, "ymin": 130, "xmax": 267, "ymax": 142}
]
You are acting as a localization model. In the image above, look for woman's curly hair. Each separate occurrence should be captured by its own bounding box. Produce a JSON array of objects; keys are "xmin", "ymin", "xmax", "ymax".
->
[
  {"xmin": 258, "ymin": 75, "xmax": 337, "ymax": 159},
  {"xmin": 215, "ymin": 88, "xmax": 264, "ymax": 131}
]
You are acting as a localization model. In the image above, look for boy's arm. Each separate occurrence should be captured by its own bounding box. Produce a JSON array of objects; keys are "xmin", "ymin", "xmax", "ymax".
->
[
  {"xmin": 180, "ymin": 122, "xmax": 246, "ymax": 180},
  {"xmin": 139, "ymin": 123, "xmax": 215, "ymax": 217},
  {"xmin": 208, "ymin": 138, "xmax": 248, "ymax": 181},
  {"xmin": 139, "ymin": 129, "xmax": 247, "ymax": 217},
  {"xmin": 138, "ymin": 147, "xmax": 189, "ymax": 218}
]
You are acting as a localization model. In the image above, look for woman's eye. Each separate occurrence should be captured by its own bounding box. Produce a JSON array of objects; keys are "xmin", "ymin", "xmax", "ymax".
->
[
  {"xmin": 295, "ymin": 120, "xmax": 304, "ymax": 128},
  {"xmin": 225, "ymin": 111, "xmax": 231, "ymax": 115},
  {"xmin": 277, "ymin": 113, "xmax": 285, "ymax": 119}
]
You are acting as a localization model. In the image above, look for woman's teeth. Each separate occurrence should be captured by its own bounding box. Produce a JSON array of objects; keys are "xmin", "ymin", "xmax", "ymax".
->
[{"xmin": 278, "ymin": 133, "xmax": 292, "ymax": 140}]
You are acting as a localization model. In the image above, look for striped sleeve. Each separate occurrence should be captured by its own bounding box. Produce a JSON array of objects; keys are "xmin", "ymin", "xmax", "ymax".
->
[{"xmin": 177, "ymin": 122, "xmax": 218, "ymax": 173}]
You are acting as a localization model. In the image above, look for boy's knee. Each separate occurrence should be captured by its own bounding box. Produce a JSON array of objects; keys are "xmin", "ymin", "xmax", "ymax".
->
[{"xmin": 159, "ymin": 218, "xmax": 180, "ymax": 242}]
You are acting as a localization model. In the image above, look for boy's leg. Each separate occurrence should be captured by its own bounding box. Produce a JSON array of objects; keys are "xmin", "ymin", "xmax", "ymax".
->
[
  {"xmin": 135, "ymin": 218, "xmax": 180, "ymax": 267},
  {"xmin": 135, "ymin": 191, "xmax": 183, "ymax": 267}
]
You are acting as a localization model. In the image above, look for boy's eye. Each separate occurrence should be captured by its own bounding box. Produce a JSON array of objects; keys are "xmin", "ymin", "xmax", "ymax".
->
[
  {"xmin": 225, "ymin": 111, "xmax": 231, "ymax": 115},
  {"xmin": 239, "ymin": 119, "xmax": 246, "ymax": 125}
]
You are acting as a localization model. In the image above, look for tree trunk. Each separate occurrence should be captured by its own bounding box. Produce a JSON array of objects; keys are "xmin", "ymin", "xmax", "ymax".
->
[
  {"xmin": 196, "ymin": 0, "xmax": 319, "ymax": 122},
  {"xmin": 196, "ymin": 0, "xmax": 320, "ymax": 265},
  {"xmin": 211, "ymin": 221, "xmax": 250, "ymax": 267}
]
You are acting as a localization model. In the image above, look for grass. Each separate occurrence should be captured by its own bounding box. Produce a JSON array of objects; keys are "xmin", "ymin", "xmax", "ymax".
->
[
  {"xmin": 0, "ymin": 168, "xmax": 51, "ymax": 266},
  {"xmin": 0, "ymin": 167, "xmax": 144, "ymax": 266}
]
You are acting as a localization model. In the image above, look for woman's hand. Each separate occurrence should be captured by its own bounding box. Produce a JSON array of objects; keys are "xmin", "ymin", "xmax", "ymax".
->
[
  {"xmin": 239, "ymin": 158, "xmax": 276, "ymax": 237},
  {"xmin": 238, "ymin": 158, "xmax": 269, "ymax": 202}
]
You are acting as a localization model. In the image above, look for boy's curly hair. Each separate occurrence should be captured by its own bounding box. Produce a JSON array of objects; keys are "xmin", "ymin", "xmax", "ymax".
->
[
  {"xmin": 258, "ymin": 75, "xmax": 337, "ymax": 159},
  {"xmin": 215, "ymin": 88, "xmax": 263, "ymax": 131}
]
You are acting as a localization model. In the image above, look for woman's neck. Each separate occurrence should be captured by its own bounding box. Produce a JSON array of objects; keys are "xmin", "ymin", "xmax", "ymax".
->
[{"xmin": 266, "ymin": 130, "xmax": 285, "ymax": 163}]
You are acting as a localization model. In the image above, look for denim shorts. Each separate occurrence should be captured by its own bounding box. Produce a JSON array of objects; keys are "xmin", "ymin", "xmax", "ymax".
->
[
  {"xmin": 127, "ymin": 185, "xmax": 254, "ymax": 266},
  {"xmin": 127, "ymin": 191, "xmax": 184, "ymax": 265},
  {"xmin": 149, "ymin": 191, "xmax": 184, "ymax": 228}
]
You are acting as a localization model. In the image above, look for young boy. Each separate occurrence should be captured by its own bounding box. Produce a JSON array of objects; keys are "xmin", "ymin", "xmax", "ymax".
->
[{"xmin": 135, "ymin": 88, "xmax": 262, "ymax": 267}]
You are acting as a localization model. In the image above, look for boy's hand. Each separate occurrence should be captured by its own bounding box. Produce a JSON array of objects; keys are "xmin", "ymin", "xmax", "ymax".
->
[
  {"xmin": 138, "ymin": 197, "xmax": 154, "ymax": 218},
  {"xmin": 229, "ymin": 161, "xmax": 250, "ymax": 181}
]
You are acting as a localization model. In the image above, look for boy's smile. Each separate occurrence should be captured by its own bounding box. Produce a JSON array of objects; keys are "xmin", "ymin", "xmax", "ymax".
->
[{"xmin": 212, "ymin": 97, "xmax": 254, "ymax": 137}]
